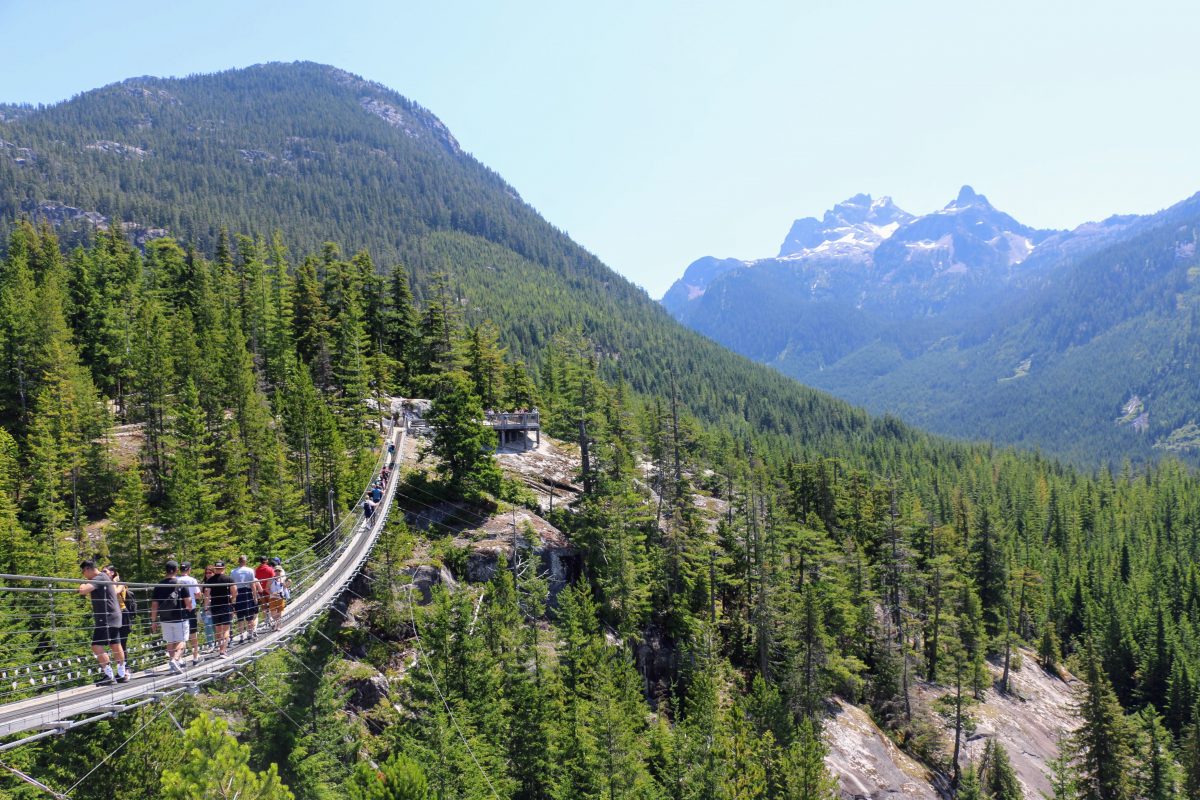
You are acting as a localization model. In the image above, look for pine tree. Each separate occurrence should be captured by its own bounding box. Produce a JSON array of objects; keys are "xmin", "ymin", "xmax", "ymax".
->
[
  {"xmin": 972, "ymin": 506, "xmax": 1008, "ymax": 639},
  {"xmin": 106, "ymin": 468, "xmax": 152, "ymax": 581},
  {"xmin": 130, "ymin": 298, "xmax": 174, "ymax": 493},
  {"xmin": 503, "ymin": 359, "xmax": 538, "ymax": 410},
  {"xmin": 293, "ymin": 254, "xmax": 332, "ymax": 386},
  {"xmin": 465, "ymin": 321, "xmax": 507, "ymax": 410},
  {"xmin": 347, "ymin": 753, "xmax": 432, "ymax": 800},
  {"xmin": 979, "ymin": 739, "xmax": 1022, "ymax": 800},
  {"xmin": 328, "ymin": 254, "xmax": 373, "ymax": 450},
  {"xmin": 779, "ymin": 717, "xmax": 838, "ymax": 799},
  {"xmin": 957, "ymin": 763, "xmax": 982, "ymax": 800},
  {"xmin": 421, "ymin": 372, "xmax": 500, "ymax": 495},
  {"xmin": 1073, "ymin": 642, "xmax": 1134, "ymax": 800},
  {"xmin": 1181, "ymin": 713, "xmax": 1200, "ymax": 800},
  {"xmin": 383, "ymin": 261, "xmax": 419, "ymax": 392},
  {"xmin": 415, "ymin": 271, "xmax": 461, "ymax": 390},
  {"xmin": 165, "ymin": 379, "xmax": 228, "ymax": 561},
  {"xmin": 160, "ymin": 714, "xmax": 293, "ymax": 799},
  {"xmin": 1046, "ymin": 743, "xmax": 1079, "ymax": 800},
  {"xmin": 1135, "ymin": 707, "xmax": 1179, "ymax": 800}
]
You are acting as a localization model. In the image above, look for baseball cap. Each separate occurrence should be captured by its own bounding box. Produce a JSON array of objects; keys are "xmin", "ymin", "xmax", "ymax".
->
[
  {"xmin": 214, "ymin": 560, "xmax": 225, "ymax": 568},
  {"xmin": 271, "ymin": 557, "xmax": 282, "ymax": 566},
  {"xmin": 165, "ymin": 559, "xmax": 179, "ymax": 571},
  {"xmin": 180, "ymin": 562, "xmax": 191, "ymax": 571}
]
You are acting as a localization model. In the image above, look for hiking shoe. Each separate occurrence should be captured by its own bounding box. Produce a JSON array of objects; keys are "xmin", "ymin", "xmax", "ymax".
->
[{"xmin": 168, "ymin": 660, "xmax": 184, "ymax": 674}]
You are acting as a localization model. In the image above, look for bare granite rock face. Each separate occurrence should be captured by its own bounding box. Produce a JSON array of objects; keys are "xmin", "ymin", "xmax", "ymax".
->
[
  {"xmin": 824, "ymin": 699, "xmax": 940, "ymax": 800},
  {"xmin": 914, "ymin": 651, "xmax": 1078, "ymax": 799},
  {"xmin": 86, "ymin": 140, "xmax": 151, "ymax": 159},
  {"xmin": 824, "ymin": 649, "xmax": 1077, "ymax": 800}
]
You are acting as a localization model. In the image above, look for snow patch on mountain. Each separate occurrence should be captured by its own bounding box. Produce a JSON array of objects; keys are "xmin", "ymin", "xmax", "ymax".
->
[{"xmin": 779, "ymin": 193, "xmax": 914, "ymax": 260}]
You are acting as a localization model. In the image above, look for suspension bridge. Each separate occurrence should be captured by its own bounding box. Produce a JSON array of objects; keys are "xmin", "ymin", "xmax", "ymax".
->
[{"xmin": 0, "ymin": 426, "xmax": 405, "ymax": 752}]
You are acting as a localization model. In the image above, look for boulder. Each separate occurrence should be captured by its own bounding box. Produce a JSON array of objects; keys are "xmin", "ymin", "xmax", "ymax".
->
[
  {"xmin": 403, "ymin": 563, "xmax": 457, "ymax": 604},
  {"xmin": 346, "ymin": 672, "xmax": 390, "ymax": 711}
]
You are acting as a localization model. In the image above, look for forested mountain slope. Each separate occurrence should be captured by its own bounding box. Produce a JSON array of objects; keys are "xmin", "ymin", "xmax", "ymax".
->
[
  {"xmin": 0, "ymin": 61, "xmax": 894, "ymax": 464},
  {"xmin": 2, "ymin": 65, "xmax": 1199, "ymax": 800}
]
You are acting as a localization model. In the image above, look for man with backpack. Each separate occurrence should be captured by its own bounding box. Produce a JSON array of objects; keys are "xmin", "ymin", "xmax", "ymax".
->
[
  {"xmin": 102, "ymin": 565, "xmax": 136, "ymax": 666},
  {"xmin": 78, "ymin": 560, "xmax": 126, "ymax": 685},
  {"xmin": 150, "ymin": 560, "xmax": 193, "ymax": 673},
  {"xmin": 203, "ymin": 560, "xmax": 236, "ymax": 658}
]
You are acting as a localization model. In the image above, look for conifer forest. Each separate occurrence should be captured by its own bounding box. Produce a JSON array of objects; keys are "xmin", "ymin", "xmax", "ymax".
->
[{"xmin": 0, "ymin": 61, "xmax": 1198, "ymax": 800}]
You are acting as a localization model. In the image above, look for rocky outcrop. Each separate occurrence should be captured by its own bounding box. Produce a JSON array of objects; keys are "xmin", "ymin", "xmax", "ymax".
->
[
  {"xmin": 913, "ymin": 652, "xmax": 1078, "ymax": 799},
  {"xmin": 824, "ymin": 699, "xmax": 940, "ymax": 800},
  {"xmin": 339, "ymin": 661, "xmax": 399, "ymax": 735},
  {"xmin": 86, "ymin": 140, "xmax": 151, "ymax": 159},
  {"xmin": 345, "ymin": 670, "xmax": 390, "ymax": 711},
  {"xmin": 824, "ymin": 650, "xmax": 1077, "ymax": 800},
  {"xmin": 402, "ymin": 563, "xmax": 457, "ymax": 604}
]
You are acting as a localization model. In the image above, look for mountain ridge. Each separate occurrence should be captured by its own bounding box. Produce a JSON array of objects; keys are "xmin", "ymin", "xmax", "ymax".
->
[
  {"xmin": 661, "ymin": 186, "xmax": 1200, "ymax": 465},
  {"xmin": 0, "ymin": 60, "xmax": 932, "ymax": 466}
]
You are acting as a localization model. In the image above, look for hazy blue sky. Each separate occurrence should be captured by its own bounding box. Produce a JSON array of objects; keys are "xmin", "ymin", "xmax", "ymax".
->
[{"xmin": 3, "ymin": 0, "xmax": 1199, "ymax": 296}]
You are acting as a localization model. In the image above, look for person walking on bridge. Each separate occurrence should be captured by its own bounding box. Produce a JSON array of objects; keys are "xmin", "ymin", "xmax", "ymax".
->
[
  {"xmin": 203, "ymin": 561, "xmax": 236, "ymax": 658},
  {"xmin": 176, "ymin": 563, "xmax": 202, "ymax": 666},
  {"xmin": 267, "ymin": 557, "xmax": 289, "ymax": 629},
  {"xmin": 255, "ymin": 556, "xmax": 275, "ymax": 630},
  {"xmin": 230, "ymin": 555, "xmax": 259, "ymax": 643},
  {"xmin": 150, "ymin": 560, "xmax": 192, "ymax": 674},
  {"xmin": 78, "ymin": 560, "xmax": 126, "ymax": 685},
  {"xmin": 102, "ymin": 565, "xmax": 135, "ymax": 668}
]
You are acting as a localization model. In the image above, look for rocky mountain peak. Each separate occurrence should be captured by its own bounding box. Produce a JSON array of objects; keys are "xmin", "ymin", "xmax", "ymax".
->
[
  {"xmin": 950, "ymin": 184, "xmax": 988, "ymax": 208},
  {"xmin": 778, "ymin": 193, "xmax": 914, "ymax": 258}
]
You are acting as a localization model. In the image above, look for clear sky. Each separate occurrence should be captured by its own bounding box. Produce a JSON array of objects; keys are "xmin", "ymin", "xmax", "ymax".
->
[{"xmin": 2, "ymin": 0, "xmax": 1199, "ymax": 296}]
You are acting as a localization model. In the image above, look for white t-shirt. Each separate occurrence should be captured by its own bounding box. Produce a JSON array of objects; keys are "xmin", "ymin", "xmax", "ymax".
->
[
  {"xmin": 176, "ymin": 575, "xmax": 200, "ymax": 608},
  {"xmin": 230, "ymin": 565, "xmax": 256, "ymax": 597}
]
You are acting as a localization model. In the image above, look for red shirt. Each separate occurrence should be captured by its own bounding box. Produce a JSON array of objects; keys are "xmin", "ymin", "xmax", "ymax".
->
[{"xmin": 255, "ymin": 564, "xmax": 275, "ymax": 596}]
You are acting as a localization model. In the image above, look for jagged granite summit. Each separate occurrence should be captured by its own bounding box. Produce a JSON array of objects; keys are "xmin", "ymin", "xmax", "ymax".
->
[
  {"xmin": 663, "ymin": 186, "xmax": 1066, "ymax": 316},
  {"xmin": 778, "ymin": 193, "xmax": 914, "ymax": 260}
]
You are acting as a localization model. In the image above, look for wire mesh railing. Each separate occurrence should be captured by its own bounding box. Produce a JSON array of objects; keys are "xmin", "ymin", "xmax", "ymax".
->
[{"xmin": 0, "ymin": 424, "xmax": 400, "ymax": 708}]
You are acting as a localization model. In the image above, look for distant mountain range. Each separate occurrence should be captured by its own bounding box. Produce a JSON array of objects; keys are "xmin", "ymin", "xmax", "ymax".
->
[{"xmin": 662, "ymin": 187, "xmax": 1200, "ymax": 465}]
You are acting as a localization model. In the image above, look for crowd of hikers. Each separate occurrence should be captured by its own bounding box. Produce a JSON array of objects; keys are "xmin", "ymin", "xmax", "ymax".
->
[
  {"xmin": 75, "ymin": 424, "xmax": 397, "ymax": 684},
  {"xmin": 77, "ymin": 554, "xmax": 293, "ymax": 682}
]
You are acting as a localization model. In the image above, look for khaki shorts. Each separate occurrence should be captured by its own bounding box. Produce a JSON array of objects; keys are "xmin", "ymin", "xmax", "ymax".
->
[
  {"xmin": 269, "ymin": 596, "xmax": 286, "ymax": 616},
  {"xmin": 161, "ymin": 620, "xmax": 189, "ymax": 644}
]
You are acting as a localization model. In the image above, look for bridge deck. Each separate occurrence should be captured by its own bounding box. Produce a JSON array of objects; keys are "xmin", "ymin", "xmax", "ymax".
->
[{"xmin": 0, "ymin": 427, "xmax": 404, "ymax": 746}]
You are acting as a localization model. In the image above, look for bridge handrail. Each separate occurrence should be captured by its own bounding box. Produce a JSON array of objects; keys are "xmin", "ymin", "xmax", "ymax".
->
[{"xmin": 0, "ymin": 426, "xmax": 404, "ymax": 746}]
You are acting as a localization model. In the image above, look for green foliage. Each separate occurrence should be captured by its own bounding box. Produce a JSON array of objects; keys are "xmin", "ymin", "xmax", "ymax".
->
[
  {"xmin": 348, "ymin": 754, "xmax": 432, "ymax": 800},
  {"xmin": 6, "ymin": 63, "xmax": 1200, "ymax": 798},
  {"xmin": 421, "ymin": 372, "xmax": 501, "ymax": 495},
  {"xmin": 160, "ymin": 713, "xmax": 293, "ymax": 800},
  {"xmin": 1073, "ymin": 643, "xmax": 1135, "ymax": 800},
  {"xmin": 979, "ymin": 740, "xmax": 1021, "ymax": 800}
]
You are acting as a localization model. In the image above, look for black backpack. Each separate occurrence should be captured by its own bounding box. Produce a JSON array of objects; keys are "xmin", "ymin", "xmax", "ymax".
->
[{"xmin": 158, "ymin": 580, "xmax": 181, "ymax": 616}]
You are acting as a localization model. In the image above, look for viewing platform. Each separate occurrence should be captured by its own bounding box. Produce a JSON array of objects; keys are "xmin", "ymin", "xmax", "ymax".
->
[{"xmin": 485, "ymin": 410, "xmax": 540, "ymax": 449}]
